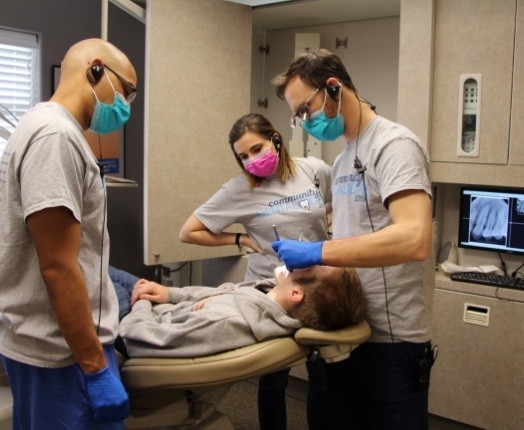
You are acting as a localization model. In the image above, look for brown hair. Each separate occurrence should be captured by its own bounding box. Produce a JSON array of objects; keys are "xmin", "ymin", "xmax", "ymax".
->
[
  {"xmin": 228, "ymin": 113, "xmax": 296, "ymax": 188},
  {"xmin": 288, "ymin": 267, "xmax": 365, "ymax": 331},
  {"xmin": 271, "ymin": 48, "xmax": 356, "ymax": 101}
]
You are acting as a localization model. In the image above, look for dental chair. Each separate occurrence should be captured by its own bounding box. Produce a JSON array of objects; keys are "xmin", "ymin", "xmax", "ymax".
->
[
  {"xmin": 121, "ymin": 319, "xmax": 371, "ymax": 429},
  {"xmin": 0, "ymin": 357, "xmax": 12, "ymax": 430}
]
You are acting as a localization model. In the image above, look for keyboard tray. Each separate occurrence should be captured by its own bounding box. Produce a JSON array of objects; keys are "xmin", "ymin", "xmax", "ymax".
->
[{"xmin": 450, "ymin": 272, "xmax": 524, "ymax": 290}]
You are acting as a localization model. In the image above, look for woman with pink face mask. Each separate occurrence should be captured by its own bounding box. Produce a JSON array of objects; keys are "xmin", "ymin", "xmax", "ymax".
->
[{"xmin": 179, "ymin": 113, "xmax": 332, "ymax": 430}]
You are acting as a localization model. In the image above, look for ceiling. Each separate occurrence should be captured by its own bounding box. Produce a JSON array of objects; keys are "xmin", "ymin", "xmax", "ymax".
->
[
  {"xmin": 132, "ymin": 0, "xmax": 401, "ymax": 31},
  {"xmin": 248, "ymin": 0, "xmax": 401, "ymax": 31}
]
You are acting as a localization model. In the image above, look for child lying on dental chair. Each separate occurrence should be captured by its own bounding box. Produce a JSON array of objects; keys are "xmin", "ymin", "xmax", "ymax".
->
[{"xmin": 117, "ymin": 265, "xmax": 364, "ymax": 358}]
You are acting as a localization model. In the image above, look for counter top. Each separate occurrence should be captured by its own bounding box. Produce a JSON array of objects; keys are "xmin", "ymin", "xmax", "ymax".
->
[{"xmin": 435, "ymin": 271, "xmax": 524, "ymax": 303}]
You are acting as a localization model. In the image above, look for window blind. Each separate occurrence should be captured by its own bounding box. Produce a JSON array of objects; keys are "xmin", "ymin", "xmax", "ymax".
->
[{"xmin": 0, "ymin": 28, "xmax": 40, "ymax": 155}]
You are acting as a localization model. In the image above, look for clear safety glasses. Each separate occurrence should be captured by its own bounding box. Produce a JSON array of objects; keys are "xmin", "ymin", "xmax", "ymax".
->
[{"xmin": 290, "ymin": 86, "xmax": 322, "ymax": 128}]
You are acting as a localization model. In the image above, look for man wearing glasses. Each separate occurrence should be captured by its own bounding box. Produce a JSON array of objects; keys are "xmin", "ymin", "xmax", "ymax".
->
[
  {"xmin": 271, "ymin": 49, "xmax": 434, "ymax": 430},
  {"xmin": 0, "ymin": 38, "xmax": 137, "ymax": 429}
]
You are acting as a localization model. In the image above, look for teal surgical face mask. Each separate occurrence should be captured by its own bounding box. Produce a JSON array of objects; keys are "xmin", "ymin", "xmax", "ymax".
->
[
  {"xmin": 89, "ymin": 73, "xmax": 131, "ymax": 134},
  {"xmin": 302, "ymin": 89, "xmax": 345, "ymax": 141}
]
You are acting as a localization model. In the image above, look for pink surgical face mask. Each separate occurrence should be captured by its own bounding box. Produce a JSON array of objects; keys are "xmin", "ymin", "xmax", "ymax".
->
[{"xmin": 242, "ymin": 144, "xmax": 279, "ymax": 177}]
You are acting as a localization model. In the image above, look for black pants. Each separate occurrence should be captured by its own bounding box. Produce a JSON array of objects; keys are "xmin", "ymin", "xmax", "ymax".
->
[
  {"xmin": 258, "ymin": 358, "xmax": 329, "ymax": 430},
  {"xmin": 325, "ymin": 342, "xmax": 431, "ymax": 430}
]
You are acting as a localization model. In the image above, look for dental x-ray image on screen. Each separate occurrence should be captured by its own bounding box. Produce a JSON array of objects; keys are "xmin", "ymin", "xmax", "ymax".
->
[{"xmin": 458, "ymin": 187, "xmax": 524, "ymax": 255}]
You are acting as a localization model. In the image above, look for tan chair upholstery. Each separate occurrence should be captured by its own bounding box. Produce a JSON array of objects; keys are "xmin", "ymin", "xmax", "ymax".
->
[
  {"xmin": 121, "ymin": 320, "xmax": 371, "ymax": 429},
  {"xmin": 296, "ymin": 320, "xmax": 372, "ymax": 363},
  {"xmin": 0, "ymin": 388, "xmax": 12, "ymax": 430},
  {"xmin": 0, "ymin": 358, "xmax": 12, "ymax": 430},
  {"xmin": 0, "ymin": 321, "xmax": 372, "ymax": 429}
]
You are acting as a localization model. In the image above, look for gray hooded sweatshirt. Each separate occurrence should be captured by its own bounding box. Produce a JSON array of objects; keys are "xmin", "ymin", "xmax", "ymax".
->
[{"xmin": 119, "ymin": 279, "xmax": 302, "ymax": 358}]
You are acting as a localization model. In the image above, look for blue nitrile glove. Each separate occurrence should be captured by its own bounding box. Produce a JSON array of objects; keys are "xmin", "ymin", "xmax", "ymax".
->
[
  {"xmin": 271, "ymin": 240, "xmax": 324, "ymax": 270},
  {"xmin": 85, "ymin": 366, "xmax": 130, "ymax": 422}
]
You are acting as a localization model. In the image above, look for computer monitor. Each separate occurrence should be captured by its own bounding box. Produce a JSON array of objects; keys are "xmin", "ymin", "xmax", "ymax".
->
[{"xmin": 458, "ymin": 186, "xmax": 524, "ymax": 256}]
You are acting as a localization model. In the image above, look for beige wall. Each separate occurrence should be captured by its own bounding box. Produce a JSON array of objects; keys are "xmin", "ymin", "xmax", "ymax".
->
[{"xmin": 144, "ymin": 0, "xmax": 252, "ymax": 265}]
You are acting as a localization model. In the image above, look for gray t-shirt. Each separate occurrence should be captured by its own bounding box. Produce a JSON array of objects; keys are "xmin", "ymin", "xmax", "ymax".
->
[
  {"xmin": 332, "ymin": 116, "xmax": 433, "ymax": 343},
  {"xmin": 0, "ymin": 102, "xmax": 119, "ymax": 367},
  {"xmin": 194, "ymin": 157, "xmax": 332, "ymax": 280}
]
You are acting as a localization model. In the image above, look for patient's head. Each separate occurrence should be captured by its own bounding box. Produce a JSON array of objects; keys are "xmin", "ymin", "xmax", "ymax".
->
[{"xmin": 269, "ymin": 265, "xmax": 365, "ymax": 331}]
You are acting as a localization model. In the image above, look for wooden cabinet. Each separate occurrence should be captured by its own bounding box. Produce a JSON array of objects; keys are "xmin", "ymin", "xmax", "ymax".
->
[
  {"xmin": 431, "ymin": 0, "xmax": 515, "ymax": 166},
  {"xmin": 425, "ymin": 0, "xmax": 524, "ymax": 186},
  {"xmin": 429, "ymin": 278, "xmax": 524, "ymax": 429},
  {"xmin": 144, "ymin": 0, "xmax": 251, "ymax": 264},
  {"xmin": 510, "ymin": 0, "xmax": 524, "ymax": 166}
]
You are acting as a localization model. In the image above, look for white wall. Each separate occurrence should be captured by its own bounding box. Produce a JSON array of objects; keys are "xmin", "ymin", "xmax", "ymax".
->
[{"xmin": 250, "ymin": 16, "xmax": 400, "ymax": 165}]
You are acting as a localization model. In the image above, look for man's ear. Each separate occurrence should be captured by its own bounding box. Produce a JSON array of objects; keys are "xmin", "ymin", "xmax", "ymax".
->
[
  {"xmin": 289, "ymin": 287, "xmax": 304, "ymax": 304},
  {"xmin": 326, "ymin": 77, "xmax": 342, "ymax": 100}
]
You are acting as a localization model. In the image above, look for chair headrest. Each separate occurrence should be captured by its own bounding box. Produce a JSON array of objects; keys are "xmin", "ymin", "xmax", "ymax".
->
[{"xmin": 294, "ymin": 320, "xmax": 371, "ymax": 346}]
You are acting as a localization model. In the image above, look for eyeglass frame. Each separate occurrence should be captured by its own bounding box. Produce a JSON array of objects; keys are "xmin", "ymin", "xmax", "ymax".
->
[
  {"xmin": 105, "ymin": 65, "xmax": 137, "ymax": 103},
  {"xmin": 290, "ymin": 85, "xmax": 324, "ymax": 128}
]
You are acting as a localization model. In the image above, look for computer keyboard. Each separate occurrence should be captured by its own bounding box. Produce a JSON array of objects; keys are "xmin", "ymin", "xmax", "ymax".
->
[{"xmin": 450, "ymin": 272, "xmax": 524, "ymax": 290}]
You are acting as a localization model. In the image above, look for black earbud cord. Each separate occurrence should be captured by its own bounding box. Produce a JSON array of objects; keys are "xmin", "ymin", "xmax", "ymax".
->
[
  {"xmin": 353, "ymin": 94, "xmax": 395, "ymax": 343},
  {"xmin": 294, "ymin": 158, "xmax": 330, "ymax": 234},
  {"xmin": 96, "ymin": 135, "xmax": 105, "ymax": 335}
]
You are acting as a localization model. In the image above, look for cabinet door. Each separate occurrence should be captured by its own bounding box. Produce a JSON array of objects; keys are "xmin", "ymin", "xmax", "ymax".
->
[
  {"xmin": 144, "ymin": 0, "xmax": 252, "ymax": 264},
  {"xmin": 429, "ymin": 288, "xmax": 524, "ymax": 429},
  {"xmin": 431, "ymin": 0, "xmax": 515, "ymax": 164},
  {"xmin": 510, "ymin": 0, "xmax": 524, "ymax": 165}
]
